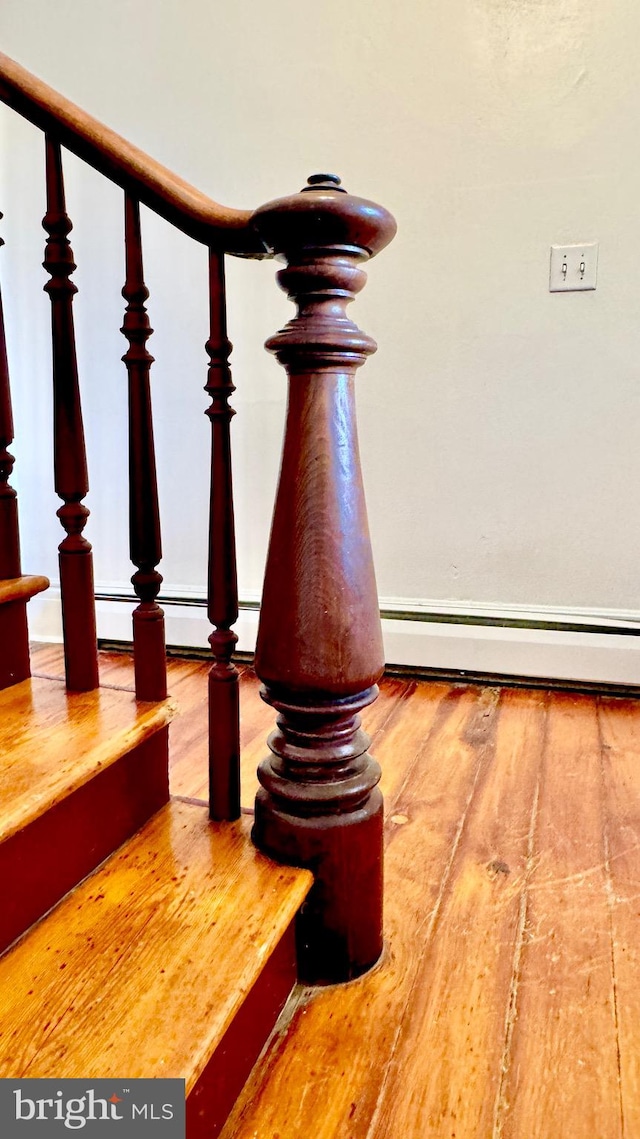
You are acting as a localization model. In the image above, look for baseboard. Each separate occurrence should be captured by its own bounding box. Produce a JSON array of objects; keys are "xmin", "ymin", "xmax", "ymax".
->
[{"xmin": 27, "ymin": 584, "xmax": 640, "ymax": 688}]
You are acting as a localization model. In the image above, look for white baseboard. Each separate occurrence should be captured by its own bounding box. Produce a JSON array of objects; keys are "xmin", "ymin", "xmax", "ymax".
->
[
  {"xmin": 380, "ymin": 617, "xmax": 640, "ymax": 686},
  {"xmin": 27, "ymin": 585, "xmax": 640, "ymax": 687}
]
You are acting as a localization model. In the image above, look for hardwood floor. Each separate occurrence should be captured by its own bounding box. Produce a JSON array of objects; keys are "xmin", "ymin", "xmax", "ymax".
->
[{"xmin": 29, "ymin": 645, "xmax": 640, "ymax": 1137}]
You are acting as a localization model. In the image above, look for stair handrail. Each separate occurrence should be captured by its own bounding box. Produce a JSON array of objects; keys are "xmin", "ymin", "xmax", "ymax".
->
[
  {"xmin": 0, "ymin": 52, "xmax": 266, "ymax": 256},
  {"xmin": 0, "ymin": 54, "xmax": 399, "ymax": 982}
]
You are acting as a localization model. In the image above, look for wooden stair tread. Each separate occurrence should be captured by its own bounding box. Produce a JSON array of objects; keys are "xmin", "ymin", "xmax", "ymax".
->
[
  {"xmin": 0, "ymin": 800, "xmax": 312, "ymax": 1089},
  {"xmin": 0, "ymin": 574, "xmax": 49, "ymax": 605},
  {"xmin": 0, "ymin": 676, "xmax": 175, "ymax": 843}
]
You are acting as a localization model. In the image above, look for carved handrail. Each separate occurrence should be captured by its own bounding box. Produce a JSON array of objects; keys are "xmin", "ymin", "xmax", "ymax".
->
[
  {"xmin": 0, "ymin": 52, "xmax": 266, "ymax": 256},
  {"xmin": 0, "ymin": 53, "xmax": 248, "ymax": 791}
]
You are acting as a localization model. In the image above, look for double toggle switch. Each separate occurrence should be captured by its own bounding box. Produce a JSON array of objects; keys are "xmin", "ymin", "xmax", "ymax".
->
[{"xmin": 549, "ymin": 242, "xmax": 598, "ymax": 291}]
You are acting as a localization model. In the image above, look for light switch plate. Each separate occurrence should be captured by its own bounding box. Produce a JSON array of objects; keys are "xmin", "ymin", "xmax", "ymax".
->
[{"xmin": 549, "ymin": 242, "xmax": 598, "ymax": 292}]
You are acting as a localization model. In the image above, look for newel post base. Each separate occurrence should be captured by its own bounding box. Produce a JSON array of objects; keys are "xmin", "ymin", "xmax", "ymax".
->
[
  {"xmin": 251, "ymin": 174, "xmax": 396, "ymax": 984},
  {"xmin": 253, "ymin": 685, "xmax": 384, "ymax": 983}
]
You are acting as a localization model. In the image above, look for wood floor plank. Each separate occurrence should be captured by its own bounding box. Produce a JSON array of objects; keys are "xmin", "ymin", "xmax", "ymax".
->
[
  {"xmin": 598, "ymin": 695, "xmax": 640, "ymax": 1138},
  {"xmin": 168, "ymin": 664, "xmax": 263, "ymax": 804},
  {"xmin": 366, "ymin": 687, "xmax": 545, "ymax": 1138},
  {"xmin": 221, "ymin": 685, "xmax": 499, "ymax": 1139},
  {"xmin": 373, "ymin": 678, "xmax": 445, "ymax": 802},
  {"xmin": 29, "ymin": 641, "xmax": 67, "ymax": 678},
  {"xmin": 499, "ymin": 692, "xmax": 622, "ymax": 1139},
  {"xmin": 165, "ymin": 658, "xmax": 219, "ymax": 795},
  {"xmin": 30, "ymin": 642, "xmax": 137, "ymax": 686},
  {"xmin": 0, "ymin": 802, "xmax": 311, "ymax": 1087}
]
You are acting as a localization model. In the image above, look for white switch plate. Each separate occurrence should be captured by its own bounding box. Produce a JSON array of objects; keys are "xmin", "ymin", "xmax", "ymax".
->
[{"xmin": 550, "ymin": 242, "xmax": 598, "ymax": 292}]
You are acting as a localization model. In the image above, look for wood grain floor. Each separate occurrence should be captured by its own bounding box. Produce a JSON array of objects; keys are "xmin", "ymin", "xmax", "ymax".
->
[{"xmin": 30, "ymin": 645, "xmax": 640, "ymax": 1138}]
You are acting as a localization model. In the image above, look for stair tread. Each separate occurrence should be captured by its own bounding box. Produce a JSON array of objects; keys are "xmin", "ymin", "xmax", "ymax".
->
[
  {"xmin": 0, "ymin": 677, "xmax": 175, "ymax": 843},
  {"xmin": 0, "ymin": 800, "xmax": 312, "ymax": 1087},
  {"xmin": 0, "ymin": 574, "xmax": 49, "ymax": 605}
]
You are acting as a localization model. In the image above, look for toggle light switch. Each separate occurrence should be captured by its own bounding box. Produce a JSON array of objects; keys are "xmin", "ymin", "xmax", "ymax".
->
[{"xmin": 549, "ymin": 242, "xmax": 598, "ymax": 292}]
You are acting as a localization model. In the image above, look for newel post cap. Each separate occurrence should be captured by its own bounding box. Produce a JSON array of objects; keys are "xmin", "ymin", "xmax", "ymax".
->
[{"xmin": 251, "ymin": 174, "xmax": 397, "ymax": 259}]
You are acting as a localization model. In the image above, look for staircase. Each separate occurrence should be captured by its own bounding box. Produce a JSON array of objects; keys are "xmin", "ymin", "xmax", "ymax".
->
[
  {"xmin": 0, "ymin": 50, "xmax": 396, "ymax": 1138},
  {"xmin": 0, "ymin": 669, "xmax": 174, "ymax": 953},
  {"xmin": 0, "ymin": 506, "xmax": 312, "ymax": 1139},
  {"xmin": 0, "ymin": 795, "xmax": 310, "ymax": 1136},
  {"xmin": 0, "ymin": 575, "xmax": 48, "ymax": 688},
  {"xmin": 0, "ymin": 638, "xmax": 312, "ymax": 1136}
]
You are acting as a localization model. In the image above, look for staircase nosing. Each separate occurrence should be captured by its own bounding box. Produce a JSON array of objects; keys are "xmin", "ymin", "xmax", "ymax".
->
[
  {"xmin": 0, "ymin": 802, "xmax": 313, "ymax": 1089},
  {"xmin": 0, "ymin": 678, "xmax": 177, "ymax": 843}
]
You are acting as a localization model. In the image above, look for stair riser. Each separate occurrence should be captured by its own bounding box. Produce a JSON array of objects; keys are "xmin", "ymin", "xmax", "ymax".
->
[
  {"xmin": 0, "ymin": 601, "xmax": 30, "ymax": 690},
  {"xmin": 187, "ymin": 920, "xmax": 298, "ymax": 1139},
  {"xmin": 0, "ymin": 726, "xmax": 169, "ymax": 953}
]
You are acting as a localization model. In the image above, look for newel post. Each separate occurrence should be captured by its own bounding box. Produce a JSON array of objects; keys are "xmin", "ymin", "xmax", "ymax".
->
[{"xmin": 251, "ymin": 175, "xmax": 396, "ymax": 983}]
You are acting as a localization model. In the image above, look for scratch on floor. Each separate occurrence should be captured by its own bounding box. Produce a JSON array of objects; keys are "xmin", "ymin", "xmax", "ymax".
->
[
  {"xmin": 525, "ymin": 842, "xmax": 640, "ymax": 893},
  {"xmin": 492, "ymin": 770, "xmax": 541, "ymax": 1139},
  {"xmin": 597, "ymin": 699, "xmax": 625, "ymax": 1139}
]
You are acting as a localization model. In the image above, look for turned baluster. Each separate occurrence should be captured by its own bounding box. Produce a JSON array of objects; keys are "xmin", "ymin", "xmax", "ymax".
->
[
  {"xmin": 205, "ymin": 250, "xmax": 240, "ymax": 820},
  {"xmin": 0, "ymin": 216, "xmax": 34, "ymax": 689},
  {"xmin": 121, "ymin": 194, "xmax": 166, "ymax": 701},
  {"xmin": 0, "ymin": 216, "xmax": 20, "ymax": 580},
  {"xmin": 42, "ymin": 136, "xmax": 98, "ymax": 691},
  {"xmin": 251, "ymin": 175, "xmax": 397, "ymax": 983}
]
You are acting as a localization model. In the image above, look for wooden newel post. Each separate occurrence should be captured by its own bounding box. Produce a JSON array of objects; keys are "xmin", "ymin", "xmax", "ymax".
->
[{"xmin": 251, "ymin": 175, "xmax": 396, "ymax": 983}]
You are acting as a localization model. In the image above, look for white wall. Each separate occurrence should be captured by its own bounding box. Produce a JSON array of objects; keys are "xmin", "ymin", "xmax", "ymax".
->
[{"xmin": 2, "ymin": 0, "xmax": 640, "ymax": 683}]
